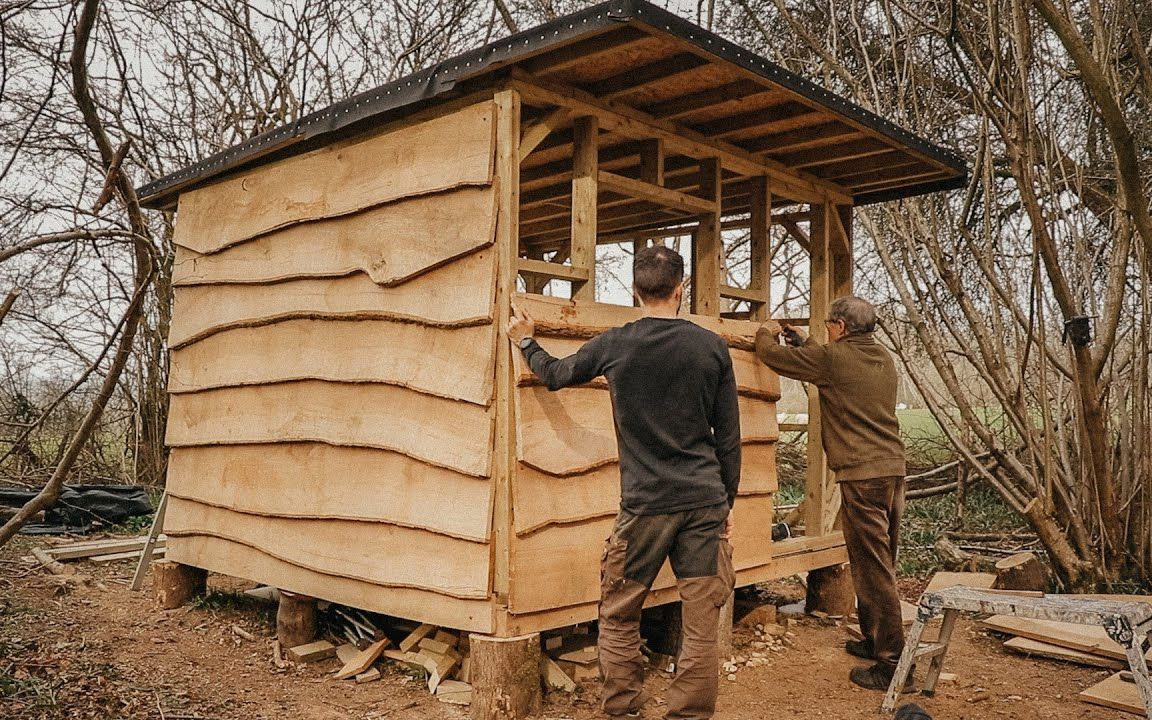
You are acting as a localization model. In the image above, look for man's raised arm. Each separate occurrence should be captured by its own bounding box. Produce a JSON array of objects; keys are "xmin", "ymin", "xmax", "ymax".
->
[{"xmin": 506, "ymin": 302, "xmax": 610, "ymax": 391}]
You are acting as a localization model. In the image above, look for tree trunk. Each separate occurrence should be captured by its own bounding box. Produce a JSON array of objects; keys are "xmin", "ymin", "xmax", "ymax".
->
[{"xmin": 468, "ymin": 633, "xmax": 542, "ymax": 720}]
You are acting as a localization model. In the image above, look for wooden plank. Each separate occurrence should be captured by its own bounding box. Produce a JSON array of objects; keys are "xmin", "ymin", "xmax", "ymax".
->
[
  {"xmin": 1079, "ymin": 672, "xmax": 1147, "ymax": 716},
  {"xmin": 690, "ymin": 158, "xmax": 722, "ymax": 316},
  {"xmin": 166, "ymin": 380, "xmax": 493, "ymax": 478},
  {"xmin": 90, "ymin": 547, "xmax": 166, "ymax": 564},
  {"xmin": 570, "ymin": 115, "xmax": 598, "ymax": 301},
  {"xmin": 334, "ymin": 638, "xmax": 391, "ymax": 680},
  {"xmin": 287, "ymin": 640, "xmax": 336, "ymax": 663},
  {"xmin": 512, "ymin": 442, "xmax": 778, "ymax": 535},
  {"xmin": 517, "ymin": 258, "xmax": 589, "ymax": 282},
  {"xmin": 598, "ymin": 171, "xmax": 716, "ymax": 213},
  {"xmin": 516, "ymin": 385, "xmax": 778, "ymax": 476},
  {"xmin": 164, "ymin": 497, "xmax": 490, "ymax": 599},
  {"xmin": 511, "ymin": 335, "xmax": 780, "ymax": 401},
  {"xmin": 167, "ymin": 444, "xmax": 490, "ymax": 542},
  {"xmin": 1003, "ymin": 637, "xmax": 1126, "ymax": 670},
  {"xmin": 169, "ymin": 247, "xmax": 496, "ymax": 349},
  {"xmin": 926, "ymin": 571, "xmax": 997, "ymax": 592},
  {"xmin": 167, "ymin": 534, "xmax": 493, "ymax": 633},
  {"xmin": 173, "ymin": 102, "xmax": 496, "ymax": 254},
  {"xmin": 47, "ymin": 536, "xmax": 166, "ymax": 561},
  {"xmin": 720, "ymin": 284, "xmax": 767, "ymax": 304},
  {"xmin": 169, "ymin": 319, "xmax": 495, "ymax": 406},
  {"xmin": 172, "ymin": 187, "xmax": 497, "ymax": 286},
  {"xmin": 508, "ymin": 494, "xmax": 778, "ymax": 614},
  {"xmin": 980, "ymin": 616, "xmax": 1152, "ymax": 662}
]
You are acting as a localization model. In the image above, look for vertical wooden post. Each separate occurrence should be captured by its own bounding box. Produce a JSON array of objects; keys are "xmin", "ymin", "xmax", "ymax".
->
[
  {"xmin": 749, "ymin": 175, "xmax": 772, "ymax": 321},
  {"xmin": 276, "ymin": 590, "xmax": 318, "ymax": 648},
  {"xmin": 570, "ymin": 115, "xmax": 598, "ymax": 301},
  {"xmin": 639, "ymin": 138, "xmax": 664, "ymax": 186},
  {"xmin": 805, "ymin": 202, "xmax": 832, "ymax": 538},
  {"xmin": 691, "ymin": 158, "xmax": 722, "ymax": 316},
  {"xmin": 492, "ymin": 89, "xmax": 521, "ymax": 634},
  {"xmin": 469, "ymin": 633, "xmax": 542, "ymax": 720},
  {"xmin": 153, "ymin": 560, "xmax": 206, "ymax": 609},
  {"xmin": 806, "ymin": 201, "xmax": 856, "ymax": 615}
]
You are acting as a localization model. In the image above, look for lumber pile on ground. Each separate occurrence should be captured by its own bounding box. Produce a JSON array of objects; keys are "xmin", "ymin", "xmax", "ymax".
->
[
  {"xmin": 974, "ymin": 593, "xmax": 1152, "ymax": 716},
  {"xmin": 34, "ymin": 535, "xmax": 166, "ymax": 565}
]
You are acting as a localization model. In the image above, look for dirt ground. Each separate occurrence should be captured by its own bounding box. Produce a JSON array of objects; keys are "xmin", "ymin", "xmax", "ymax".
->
[{"xmin": 0, "ymin": 540, "xmax": 1124, "ymax": 720}]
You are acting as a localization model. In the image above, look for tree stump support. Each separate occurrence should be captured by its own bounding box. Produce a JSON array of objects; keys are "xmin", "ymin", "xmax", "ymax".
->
[
  {"xmin": 153, "ymin": 560, "xmax": 206, "ymax": 609},
  {"xmin": 276, "ymin": 590, "xmax": 318, "ymax": 648},
  {"xmin": 805, "ymin": 563, "xmax": 855, "ymax": 616},
  {"xmin": 468, "ymin": 632, "xmax": 542, "ymax": 720}
]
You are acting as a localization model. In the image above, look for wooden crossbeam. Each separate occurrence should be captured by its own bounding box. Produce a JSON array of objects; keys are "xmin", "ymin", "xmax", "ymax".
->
[
  {"xmin": 749, "ymin": 122, "xmax": 862, "ymax": 155},
  {"xmin": 719, "ymin": 284, "xmax": 767, "ymax": 304},
  {"xmin": 779, "ymin": 138, "xmax": 896, "ymax": 170},
  {"xmin": 598, "ymin": 171, "xmax": 716, "ymax": 213},
  {"xmin": 521, "ymin": 26, "xmax": 650, "ymax": 76},
  {"xmin": 517, "ymin": 258, "xmax": 590, "ymax": 282},
  {"xmin": 641, "ymin": 80, "xmax": 771, "ymax": 121}
]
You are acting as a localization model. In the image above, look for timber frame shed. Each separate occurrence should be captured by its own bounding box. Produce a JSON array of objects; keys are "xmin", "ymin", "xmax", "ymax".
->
[{"xmin": 140, "ymin": 0, "xmax": 966, "ymax": 639}]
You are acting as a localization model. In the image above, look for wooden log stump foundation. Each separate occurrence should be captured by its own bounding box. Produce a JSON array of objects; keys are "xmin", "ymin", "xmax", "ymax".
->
[
  {"xmin": 153, "ymin": 560, "xmax": 207, "ymax": 609},
  {"xmin": 805, "ymin": 563, "xmax": 855, "ymax": 616},
  {"xmin": 276, "ymin": 590, "xmax": 318, "ymax": 648},
  {"xmin": 468, "ymin": 633, "xmax": 542, "ymax": 720}
]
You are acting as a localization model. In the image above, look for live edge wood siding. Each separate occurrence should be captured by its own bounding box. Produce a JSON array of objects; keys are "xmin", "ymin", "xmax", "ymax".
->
[{"xmin": 164, "ymin": 101, "xmax": 501, "ymax": 632}]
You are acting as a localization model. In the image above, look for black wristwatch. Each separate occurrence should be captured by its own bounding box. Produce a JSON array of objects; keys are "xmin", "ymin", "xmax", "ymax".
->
[{"xmin": 518, "ymin": 336, "xmax": 535, "ymax": 351}]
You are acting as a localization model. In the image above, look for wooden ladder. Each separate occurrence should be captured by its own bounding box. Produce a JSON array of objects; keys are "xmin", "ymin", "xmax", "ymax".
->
[{"xmin": 882, "ymin": 586, "xmax": 1152, "ymax": 718}]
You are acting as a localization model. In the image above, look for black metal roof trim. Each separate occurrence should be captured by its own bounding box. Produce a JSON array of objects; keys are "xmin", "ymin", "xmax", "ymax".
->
[{"xmin": 137, "ymin": 0, "xmax": 965, "ymax": 209}]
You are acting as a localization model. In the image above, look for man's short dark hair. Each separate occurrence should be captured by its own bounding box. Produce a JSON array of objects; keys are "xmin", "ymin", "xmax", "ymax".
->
[{"xmin": 633, "ymin": 245, "xmax": 684, "ymax": 301}]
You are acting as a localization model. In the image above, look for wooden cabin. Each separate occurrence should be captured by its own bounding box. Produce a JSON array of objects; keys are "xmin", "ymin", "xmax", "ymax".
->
[{"xmin": 139, "ymin": 0, "xmax": 965, "ymax": 639}]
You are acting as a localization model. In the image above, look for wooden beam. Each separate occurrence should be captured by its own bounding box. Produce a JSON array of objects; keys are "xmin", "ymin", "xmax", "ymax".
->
[
  {"xmin": 749, "ymin": 175, "xmax": 771, "ymax": 321},
  {"xmin": 519, "ymin": 108, "xmax": 572, "ymax": 160},
  {"xmin": 517, "ymin": 258, "xmax": 590, "ymax": 282},
  {"xmin": 641, "ymin": 80, "xmax": 772, "ymax": 121},
  {"xmin": 585, "ymin": 53, "xmax": 709, "ymax": 101},
  {"xmin": 570, "ymin": 115, "xmax": 598, "ymax": 301},
  {"xmin": 811, "ymin": 150, "xmax": 904, "ymax": 180},
  {"xmin": 749, "ymin": 123, "xmax": 862, "ymax": 155},
  {"xmin": 690, "ymin": 158, "xmax": 722, "ymax": 316},
  {"xmin": 691, "ymin": 102, "xmax": 813, "ymax": 138},
  {"xmin": 805, "ymin": 202, "xmax": 833, "ymax": 537},
  {"xmin": 598, "ymin": 171, "xmax": 717, "ymax": 214},
  {"xmin": 492, "ymin": 89, "xmax": 521, "ymax": 628},
  {"xmin": 720, "ymin": 284, "xmax": 767, "ymax": 304},
  {"xmin": 521, "ymin": 26, "xmax": 650, "ymax": 76},
  {"xmin": 506, "ymin": 71, "xmax": 852, "ymax": 204},
  {"xmin": 638, "ymin": 138, "xmax": 664, "ymax": 186},
  {"xmin": 779, "ymin": 218, "xmax": 810, "ymax": 253},
  {"xmin": 777, "ymin": 138, "xmax": 896, "ymax": 170}
]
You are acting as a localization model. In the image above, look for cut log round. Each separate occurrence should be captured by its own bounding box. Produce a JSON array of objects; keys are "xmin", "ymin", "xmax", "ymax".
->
[
  {"xmin": 153, "ymin": 560, "xmax": 207, "ymax": 609},
  {"xmin": 469, "ymin": 633, "xmax": 541, "ymax": 720},
  {"xmin": 805, "ymin": 563, "xmax": 855, "ymax": 616},
  {"xmin": 276, "ymin": 591, "xmax": 318, "ymax": 648},
  {"xmin": 993, "ymin": 552, "xmax": 1050, "ymax": 592}
]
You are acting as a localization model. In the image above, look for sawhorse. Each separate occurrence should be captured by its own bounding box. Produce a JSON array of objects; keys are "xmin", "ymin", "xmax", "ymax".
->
[{"xmin": 882, "ymin": 586, "xmax": 1152, "ymax": 719}]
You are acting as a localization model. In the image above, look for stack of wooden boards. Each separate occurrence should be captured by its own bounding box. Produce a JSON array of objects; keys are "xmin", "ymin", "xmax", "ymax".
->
[
  {"xmin": 34, "ymin": 535, "xmax": 165, "ymax": 565},
  {"xmin": 285, "ymin": 620, "xmax": 602, "ymax": 705},
  {"xmin": 979, "ymin": 593, "xmax": 1152, "ymax": 716}
]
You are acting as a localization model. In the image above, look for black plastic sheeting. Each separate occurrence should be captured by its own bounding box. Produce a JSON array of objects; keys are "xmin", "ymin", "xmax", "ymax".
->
[{"xmin": 0, "ymin": 485, "xmax": 154, "ymax": 534}]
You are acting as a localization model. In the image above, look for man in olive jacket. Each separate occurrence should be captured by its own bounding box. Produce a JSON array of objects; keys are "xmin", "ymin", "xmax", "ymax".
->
[{"xmin": 755, "ymin": 296, "xmax": 908, "ymax": 691}]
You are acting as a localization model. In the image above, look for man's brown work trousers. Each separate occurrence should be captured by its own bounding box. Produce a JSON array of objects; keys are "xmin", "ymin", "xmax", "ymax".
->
[
  {"xmin": 840, "ymin": 475, "xmax": 907, "ymax": 668},
  {"xmin": 598, "ymin": 503, "xmax": 734, "ymax": 720}
]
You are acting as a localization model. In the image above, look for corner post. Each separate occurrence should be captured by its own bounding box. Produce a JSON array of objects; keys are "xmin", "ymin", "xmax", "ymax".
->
[
  {"xmin": 749, "ymin": 175, "xmax": 772, "ymax": 321},
  {"xmin": 492, "ymin": 89, "xmax": 521, "ymax": 635}
]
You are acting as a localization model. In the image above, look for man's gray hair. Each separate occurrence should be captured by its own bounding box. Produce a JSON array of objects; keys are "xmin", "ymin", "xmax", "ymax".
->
[{"xmin": 828, "ymin": 296, "xmax": 877, "ymax": 335}]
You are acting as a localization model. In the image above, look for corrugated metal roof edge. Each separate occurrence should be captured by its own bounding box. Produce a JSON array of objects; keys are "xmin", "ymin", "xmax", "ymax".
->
[{"xmin": 137, "ymin": 0, "xmax": 966, "ymax": 209}]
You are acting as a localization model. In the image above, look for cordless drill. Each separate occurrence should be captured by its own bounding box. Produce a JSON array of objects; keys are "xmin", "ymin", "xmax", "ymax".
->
[{"xmin": 781, "ymin": 325, "xmax": 806, "ymax": 347}]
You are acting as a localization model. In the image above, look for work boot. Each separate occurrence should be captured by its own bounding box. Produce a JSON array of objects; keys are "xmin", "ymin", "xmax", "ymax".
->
[
  {"xmin": 844, "ymin": 639, "xmax": 875, "ymax": 660},
  {"xmin": 849, "ymin": 662, "xmax": 915, "ymax": 692},
  {"xmin": 894, "ymin": 703, "xmax": 933, "ymax": 720}
]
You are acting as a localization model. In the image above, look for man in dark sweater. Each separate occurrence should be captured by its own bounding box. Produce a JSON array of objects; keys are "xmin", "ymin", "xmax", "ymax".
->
[
  {"xmin": 507, "ymin": 245, "xmax": 740, "ymax": 720},
  {"xmin": 754, "ymin": 296, "xmax": 908, "ymax": 691}
]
